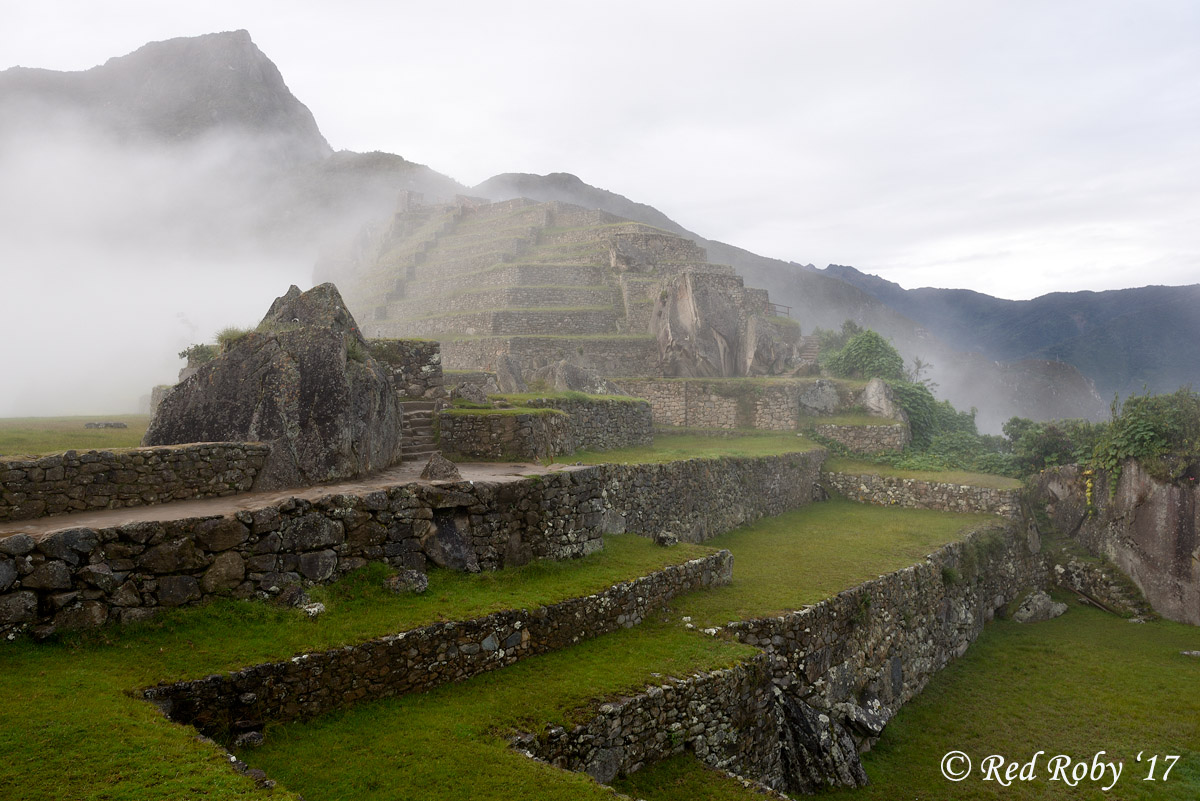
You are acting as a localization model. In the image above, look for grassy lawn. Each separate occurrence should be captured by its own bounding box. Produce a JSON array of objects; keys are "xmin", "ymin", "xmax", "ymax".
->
[
  {"xmin": 234, "ymin": 501, "xmax": 988, "ymax": 800},
  {"xmin": 673, "ymin": 499, "xmax": 992, "ymax": 627},
  {"xmin": 0, "ymin": 500, "xmax": 1039, "ymax": 801},
  {"xmin": 618, "ymin": 601, "xmax": 1200, "ymax": 801},
  {"xmin": 824, "ymin": 456, "xmax": 1024, "ymax": 490},
  {"xmin": 573, "ymin": 431, "xmax": 820, "ymax": 464},
  {"xmin": 0, "ymin": 535, "xmax": 715, "ymax": 801},
  {"xmin": 0, "ymin": 414, "xmax": 150, "ymax": 457}
]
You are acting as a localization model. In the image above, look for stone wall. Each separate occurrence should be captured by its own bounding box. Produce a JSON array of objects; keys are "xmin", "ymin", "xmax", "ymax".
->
[
  {"xmin": 813, "ymin": 422, "xmax": 911, "ymax": 455},
  {"xmin": 521, "ymin": 396, "xmax": 654, "ymax": 452},
  {"xmin": 822, "ymin": 471, "xmax": 1021, "ymax": 518},
  {"xmin": 525, "ymin": 521, "xmax": 1046, "ymax": 794},
  {"xmin": 0, "ymin": 443, "xmax": 269, "ymax": 523},
  {"xmin": 1033, "ymin": 461, "xmax": 1199, "ymax": 625},
  {"xmin": 621, "ymin": 378, "xmax": 869, "ymax": 431},
  {"xmin": 141, "ymin": 551, "xmax": 734, "ymax": 736},
  {"xmin": 438, "ymin": 409, "xmax": 572, "ymax": 461},
  {"xmin": 0, "ymin": 451, "xmax": 823, "ymax": 638},
  {"xmin": 384, "ymin": 309, "xmax": 619, "ymax": 338},
  {"xmin": 443, "ymin": 336, "xmax": 661, "ymax": 378},
  {"xmin": 367, "ymin": 339, "xmax": 445, "ymax": 400}
]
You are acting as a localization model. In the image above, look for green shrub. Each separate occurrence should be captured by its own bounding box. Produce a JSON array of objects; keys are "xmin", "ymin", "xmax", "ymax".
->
[
  {"xmin": 215, "ymin": 326, "xmax": 253, "ymax": 352},
  {"xmin": 176, "ymin": 343, "xmax": 217, "ymax": 365},
  {"xmin": 822, "ymin": 330, "xmax": 906, "ymax": 382},
  {"xmin": 1090, "ymin": 388, "xmax": 1200, "ymax": 489}
]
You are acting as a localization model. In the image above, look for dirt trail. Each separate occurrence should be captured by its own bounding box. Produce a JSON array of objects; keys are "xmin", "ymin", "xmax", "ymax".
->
[{"xmin": 1, "ymin": 461, "xmax": 586, "ymax": 540}]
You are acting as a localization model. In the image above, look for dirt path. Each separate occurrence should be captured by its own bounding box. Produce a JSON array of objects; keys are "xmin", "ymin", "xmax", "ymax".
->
[{"xmin": 2, "ymin": 460, "xmax": 587, "ymax": 540}]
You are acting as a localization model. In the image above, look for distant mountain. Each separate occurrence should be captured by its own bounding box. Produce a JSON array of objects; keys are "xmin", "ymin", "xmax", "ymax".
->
[
  {"xmin": 0, "ymin": 30, "xmax": 330, "ymax": 164},
  {"xmin": 822, "ymin": 264, "xmax": 1200, "ymax": 399}
]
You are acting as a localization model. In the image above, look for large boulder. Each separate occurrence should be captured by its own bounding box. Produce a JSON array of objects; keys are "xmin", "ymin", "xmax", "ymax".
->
[{"xmin": 144, "ymin": 283, "xmax": 402, "ymax": 489}]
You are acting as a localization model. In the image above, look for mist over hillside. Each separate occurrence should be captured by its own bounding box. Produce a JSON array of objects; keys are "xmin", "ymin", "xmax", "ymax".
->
[
  {"xmin": 823, "ymin": 264, "xmax": 1200, "ymax": 400},
  {"xmin": 4, "ymin": 29, "xmax": 1179, "ymax": 432},
  {"xmin": 0, "ymin": 31, "xmax": 462, "ymax": 417}
]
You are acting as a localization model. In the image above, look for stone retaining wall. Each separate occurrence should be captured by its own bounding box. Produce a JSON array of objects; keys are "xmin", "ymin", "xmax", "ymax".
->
[
  {"xmin": 813, "ymin": 422, "xmax": 911, "ymax": 454},
  {"xmin": 367, "ymin": 339, "xmax": 445, "ymax": 400},
  {"xmin": 438, "ymin": 410, "xmax": 572, "ymax": 461},
  {"xmin": 444, "ymin": 336, "xmax": 661, "ymax": 377},
  {"xmin": 0, "ymin": 451, "xmax": 823, "ymax": 638},
  {"xmin": 521, "ymin": 397, "xmax": 654, "ymax": 452},
  {"xmin": 141, "ymin": 550, "xmax": 734, "ymax": 736},
  {"xmin": 0, "ymin": 443, "xmax": 269, "ymax": 523},
  {"xmin": 621, "ymin": 378, "xmax": 867, "ymax": 431},
  {"xmin": 822, "ymin": 471, "xmax": 1021, "ymax": 517},
  {"xmin": 526, "ymin": 522, "xmax": 1045, "ymax": 793}
]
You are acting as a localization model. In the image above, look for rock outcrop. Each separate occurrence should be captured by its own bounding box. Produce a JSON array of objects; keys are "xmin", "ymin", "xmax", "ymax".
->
[
  {"xmin": 652, "ymin": 272, "xmax": 801, "ymax": 378},
  {"xmin": 143, "ymin": 283, "xmax": 402, "ymax": 489}
]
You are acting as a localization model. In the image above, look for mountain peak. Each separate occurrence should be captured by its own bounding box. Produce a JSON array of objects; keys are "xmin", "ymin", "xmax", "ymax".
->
[{"xmin": 0, "ymin": 30, "xmax": 331, "ymax": 163}]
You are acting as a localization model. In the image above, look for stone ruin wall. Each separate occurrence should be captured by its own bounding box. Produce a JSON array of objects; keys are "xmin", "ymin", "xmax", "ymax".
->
[
  {"xmin": 366, "ymin": 338, "xmax": 445, "ymax": 401},
  {"xmin": 525, "ymin": 522, "xmax": 1045, "ymax": 792},
  {"xmin": 438, "ymin": 410, "xmax": 573, "ymax": 462},
  {"xmin": 814, "ymin": 422, "xmax": 912, "ymax": 455},
  {"xmin": 620, "ymin": 378, "xmax": 870, "ymax": 432},
  {"xmin": 0, "ymin": 451, "xmax": 824, "ymax": 637},
  {"xmin": 822, "ymin": 471, "xmax": 1021, "ymax": 518},
  {"xmin": 438, "ymin": 398, "xmax": 653, "ymax": 462},
  {"xmin": 142, "ymin": 551, "xmax": 734, "ymax": 736},
  {"xmin": 0, "ymin": 444, "xmax": 269, "ymax": 523},
  {"xmin": 443, "ymin": 336, "xmax": 661, "ymax": 378}
]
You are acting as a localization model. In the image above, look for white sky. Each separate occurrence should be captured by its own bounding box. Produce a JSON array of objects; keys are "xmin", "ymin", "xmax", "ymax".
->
[{"xmin": 2, "ymin": 1, "xmax": 1198, "ymax": 414}]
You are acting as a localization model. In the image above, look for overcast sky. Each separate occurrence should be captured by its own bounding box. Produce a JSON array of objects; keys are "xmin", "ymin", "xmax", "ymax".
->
[{"xmin": 2, "ymin": 1, "xmax": 1198, "ymax": 415}]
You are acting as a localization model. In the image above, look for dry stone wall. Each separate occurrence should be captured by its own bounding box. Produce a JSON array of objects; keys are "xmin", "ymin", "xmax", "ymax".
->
[
  {"xmin": 443, "ymin": 336, "xmax": 661, "ymax": 377},
  {"xmin": 813, "ymin": 423, "xmax": 911, "ymax": 454},
  {"xmin": 438, "ymin": 410, "xmax": 572, "ymax": 461},
  {"xmin": 526, "ymin": 521, "xmax": 1046, "ymax": 794},
  {"xmin": 621, "ymin": 378, "xmax": 872, "ymax": 431},
  {"xmin": 141, "ymin": 551, "xmax": 733, "ymax": 736},
  {"xmin": 367, "ymin": 339, "xmax": 445, "ymax": 400},
  {"xmin": 822, "ymin": 471, "xmax": 1021, "ymax": 518},
  {"xmin": 0, "ymin": 444, "xmax": 268, "ymax": 523},
  {"xmin": 0, "ymin": 452, "xmax": 823, "ymax": 637},
  {"xmin": 520, "ymin": 396, "xmax": 653, "ymax": 452}
]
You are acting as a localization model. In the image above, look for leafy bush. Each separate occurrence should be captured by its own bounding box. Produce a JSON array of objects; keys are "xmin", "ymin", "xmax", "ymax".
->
[
  {"xmin": 1090, "ymin": 388, "xmax": 1200, "ymax": 487},
  {"xmin": 822, "ymin": 329, "xmax": 906, "ymax": 382},
  {"xmin": 1002, "ymin": 416, "xmax": 1104, "ymax": 475},
  {"xmin": 176, "ymin": 343, "xmax": 217, "ymax": 365}
]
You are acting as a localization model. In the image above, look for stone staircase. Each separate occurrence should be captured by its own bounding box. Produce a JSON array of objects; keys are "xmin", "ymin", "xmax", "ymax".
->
[
  {"xmin": 400, "ymin": 400, "xmax": 439, "ymax": 462},
  {"xmin": 797, "ymin": 335, "xmax": 822, "ymax": 364}
]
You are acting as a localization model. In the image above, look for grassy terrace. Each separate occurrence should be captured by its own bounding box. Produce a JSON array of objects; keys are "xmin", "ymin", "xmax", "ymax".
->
[
  {"xmin": 0, "ymin": 414, "xmax": 150, "ymax": 457},
  {"xmin": 0, "ymin": 497, "xmax": 993, "ymax": 800},
  {"xmin": 0, "ymin": 536, "xmax": 719, "ymax": 801},
  {"xmin": 240, "ymin": 500, "xmax": 986, "ymax": 801},
  {"xmin": 825, "ymin": 456, "xmax": 1024, "ymax": 490},
  {"xmin": 619, "ymin": 600, "xmax": 1200, "ymax": 801},
  {"xmin": 573, "ymin": 430, "xmax": 821, "ymax": 465}
]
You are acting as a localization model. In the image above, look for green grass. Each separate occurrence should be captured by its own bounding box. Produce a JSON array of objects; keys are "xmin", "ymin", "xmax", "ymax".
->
[
  {"xmin": 673, "ymin": 499, "xmax": 992, "ymax": 627},
  {"xmin": 233, "ymin": 501, "xmax": 991, "ymax": 800},
  {"xmin": 614, "ymin": 601, "xmax": 1200, "ymax": 801},
  {"xmin": 490, "ymin": 390, "xmax": 645, "ymax": 404},
  {"xmin": 824, "ymin": 456, "xmax": 1024, "ymax": 490},
  {"xmin": 0, "ymin": 414, "xmax": 150, "ymax": 457},
  {"xmin": 572, "ymin": 431, "xmax": 821, "ymax": 464},
  {"xmin": 245, "ymin": 622, "xmax": 752, "ymax": 801},
  {"xmin": 0, "ymin": 535, "xmax": 714, "ymax": 801}
]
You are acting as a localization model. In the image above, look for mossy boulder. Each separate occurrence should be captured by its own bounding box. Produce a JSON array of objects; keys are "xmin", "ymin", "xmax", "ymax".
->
[{"xmin": 144, "ymin": 283, "xmax": 402, "ymax": 489}]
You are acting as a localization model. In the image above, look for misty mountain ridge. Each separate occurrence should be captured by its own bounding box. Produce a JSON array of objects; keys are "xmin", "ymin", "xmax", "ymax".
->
[
  {"xmin": 0, "ymin": 30, "xmax": 331, "ymax": 165},
  {"xmin": 822, "ymin": 264, "xmax": 1200, "ymax": 400},
  {"xmin": 0, "ymin": 29, "xmax": 1144, "ymax": 429}
]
